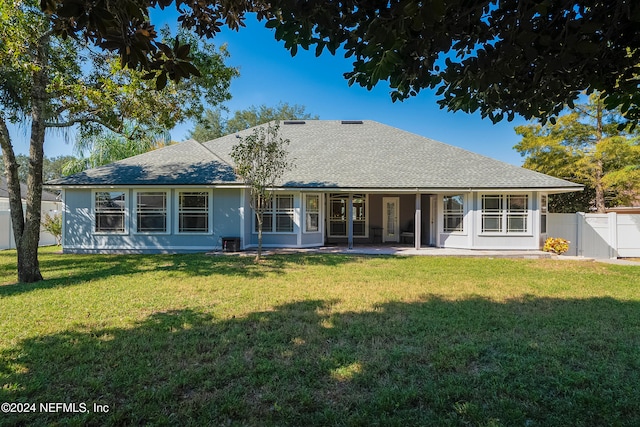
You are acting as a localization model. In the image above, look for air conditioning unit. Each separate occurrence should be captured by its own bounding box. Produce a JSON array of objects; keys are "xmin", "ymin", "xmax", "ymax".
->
[{"xmin": 222, "ymin": 237, "xmax": 241, "ymax": 252}]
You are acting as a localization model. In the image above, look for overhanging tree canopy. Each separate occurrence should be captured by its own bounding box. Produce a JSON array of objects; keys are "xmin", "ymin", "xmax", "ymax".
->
[{"xmin": 43, "ymin": 0, "xmax": 640, "ymax": 124}]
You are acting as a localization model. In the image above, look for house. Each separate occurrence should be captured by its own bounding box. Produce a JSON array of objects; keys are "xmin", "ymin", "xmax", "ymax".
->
[
  {"xmin": 47, "ymin": 120, "xmax": 583, "ymax": 254},
  {"xmin": 606, "ymin": 195, "xmax": 640, "ymax": 214},
  {"xmin": 0, "ymin": 176, "xmax": 62, "ymax": 249}
]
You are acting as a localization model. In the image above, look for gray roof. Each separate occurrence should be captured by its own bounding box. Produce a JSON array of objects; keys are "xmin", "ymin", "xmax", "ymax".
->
[
  {"xmin": 48, "ymin": 120, "xmax": 582, "ymax": 190},
  {"xmin": 1, "ymin": 176, "xmax": 59, "ymax": 201}
]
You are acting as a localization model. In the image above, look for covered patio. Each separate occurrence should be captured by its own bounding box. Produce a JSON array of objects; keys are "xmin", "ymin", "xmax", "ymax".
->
[{"xmin": 324, "ymin": 192, "xmax": 436, "ymax": 250}]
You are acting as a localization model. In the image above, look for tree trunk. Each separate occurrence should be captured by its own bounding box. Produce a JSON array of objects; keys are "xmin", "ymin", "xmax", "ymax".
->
[
  {"xmin": 593, "ymin": 97, "xmax": 606, "ymax": 214},
  {"xmin": 1, "ymin": 115, "xmax": 44, "ymax": 283},
  {"xmin": 1, "ymin": 110, "xmax": 45, "ymax": 282},
  {"xmin": 594, "ymin": 159, "xmax": 606, "ymax": 213},
  {"xmin": 14, "ymin": 34, "xmax": 49, "ymax": 283},
  {"xmin": 256, "ymin": 211, "xmax": 263, "ymax": 262},
  {"xmin": 0, "ymin": 119, "xmax": 24, "ymax": 242}
]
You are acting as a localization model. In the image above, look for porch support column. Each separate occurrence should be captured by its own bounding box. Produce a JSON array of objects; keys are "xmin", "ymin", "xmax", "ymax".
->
[
  {"xmin": 347, "ymin": 193, "xmax": 354, "ymax": 250},
  {"xmin": 415, "ymin": 192, "xmax": 422, "ymax": 250}
]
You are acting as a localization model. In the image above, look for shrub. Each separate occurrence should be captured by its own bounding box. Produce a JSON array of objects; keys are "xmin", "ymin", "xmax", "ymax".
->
[
  {"xmin": 543, "ymin": 237, "xmax": 570, "ymax": 255},
  {"xmin": 41, "ymin": 213, "xmax": 62, "ymax": 245}
]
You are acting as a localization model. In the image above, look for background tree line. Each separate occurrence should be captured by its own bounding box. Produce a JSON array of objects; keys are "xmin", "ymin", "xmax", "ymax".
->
[{"xmin": 515, "ymin": 93, "xmax": 640, "ymax": 213}]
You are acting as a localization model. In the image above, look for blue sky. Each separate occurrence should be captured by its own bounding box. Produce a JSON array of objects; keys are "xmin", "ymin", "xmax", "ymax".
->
[{"xmin": 11, "ymin": 12, "xmax": 531, "ymax": 166}]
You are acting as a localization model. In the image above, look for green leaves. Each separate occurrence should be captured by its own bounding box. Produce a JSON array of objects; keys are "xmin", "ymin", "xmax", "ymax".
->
[
  {"xmin": 230, "ymin": 122, "xmax": 292, "ymax": 188},
  {"xmin": 1, "ymin": 0, "xmax": 237, "ymax": 178},
  {"xmin": 40, "ymin": 0, "xmax": 640, "ymax": 127},
  {"xmin": 515, "ymin": 93, "xmax": 640, "ymax": 211},
  {"xmin": 190, "ymin": 103, "xmax": 317, "ymax": 142},
  {"xmin": 230, "ymin": 122, "xmax": 293, "ymax": 259}
]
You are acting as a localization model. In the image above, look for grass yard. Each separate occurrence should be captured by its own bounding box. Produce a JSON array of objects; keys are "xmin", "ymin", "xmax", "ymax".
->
[{"xmin": 1, "ymin": 247, "xmax": 639, "ymax": 426}]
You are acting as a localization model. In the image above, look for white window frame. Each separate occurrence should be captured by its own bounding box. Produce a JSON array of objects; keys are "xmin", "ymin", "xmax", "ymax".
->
[
  {"xmin": 174, "ymin": 190, "xmax": 213, "ymax": 235},
  {"xmin": 253, "ymin": 194, "xmax": 296, "ymax": 234},
  {"xmin": 92, "ymin": 190, "xmax": 129, "ymax": 235},
  {"xmin": 133, "ymin": 190, "xmax": 171, "ymax": 235},
  {"xmin": 480, "ymin": 193, "xmax": 531, "ymax": 235},
  {"xmin": 328, "ymin": 193, "xmax": 369, "ymax": 238},
  {"xmin": 303, "ymin": 193, "xmax": 322, "ymax": 234},
  {"xmin": 442, "ymin": 194, "xmax": 465, "ymax": 234}
]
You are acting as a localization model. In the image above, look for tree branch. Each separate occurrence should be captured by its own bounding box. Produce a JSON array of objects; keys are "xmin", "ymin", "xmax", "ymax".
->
[{"xmin": 45, "ymin": 116, "xmax": 123, "ymax": 134}]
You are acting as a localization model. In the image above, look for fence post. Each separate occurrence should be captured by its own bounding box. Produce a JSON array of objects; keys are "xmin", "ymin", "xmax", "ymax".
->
[
  {"xmin": 576, "ymin": 212, "xmax": 584, "ymax": 257},
  {"xmin": 608, "ymin": 212, "xmax": 618, "ymax": 259}
]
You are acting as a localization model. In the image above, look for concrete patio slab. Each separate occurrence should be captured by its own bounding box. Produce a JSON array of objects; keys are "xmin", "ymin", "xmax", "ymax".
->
[
  {"xmin": 207, "ymin": 246, "xmax": 640, "ymax": 265},
  {"xmin": 208, "ymin": 245, "xmax": 554, "ymax": 259}
]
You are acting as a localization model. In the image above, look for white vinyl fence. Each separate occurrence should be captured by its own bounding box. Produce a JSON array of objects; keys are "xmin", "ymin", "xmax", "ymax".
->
[
  {"xmin": 548, "ymin": 212, "xmax": 640, "ymax": 258},
  {"xmin": 0, "ymin": 201, "xmax": 61, "ymax": 250}
]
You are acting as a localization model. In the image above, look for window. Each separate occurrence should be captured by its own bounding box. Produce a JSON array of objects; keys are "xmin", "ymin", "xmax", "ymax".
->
[
  {"xmin": 443, "ymin": 195, "xmax": 464, "ymax": 233},
  {"xmin": 540, "ymin": 194, "xmax": 548, "ymax": 234},
  {"xmin": 95, "ymin": 191, "xmax": 126, "ymax": 233},
  {"xmin": 254, "ymin": 194, "xmax": 295, "ymax": 233},
  {"xmin": 481, "ymin": 194, "xmax": 529, "ymax": 234},
  {"xmin": 507, "ymin": 195, "xmax": 528, "ymax": 233},
  {"xmin": 481, "ymin": 195, "xmax": 503, "ymax": 233},
  {"xmin": 276, "ymin": 195, "xmax": 294, "ymax": 232},
  {"xmin": 178, "ymin": 191, "xmax": 209, "ymax": 233},
  {"xmin": 328, "ymin": 194, "xmax": 367, "ymax": 237},
  {"xmin": 304, "ymin": 194, "xmax": 320, "ymax": 233},
  {"xmin": 259, "ymin": 198, "xmax": 273, "ymax": 233},
  {"xmin": 136, "ymin": 191, "xmax": 167, "ymax": 233}
]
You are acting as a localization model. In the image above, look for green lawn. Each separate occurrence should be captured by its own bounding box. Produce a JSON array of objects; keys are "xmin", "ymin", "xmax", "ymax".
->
[{"xmin": 1, "ymin": 247, "xmax": 639, "ymax": 426}]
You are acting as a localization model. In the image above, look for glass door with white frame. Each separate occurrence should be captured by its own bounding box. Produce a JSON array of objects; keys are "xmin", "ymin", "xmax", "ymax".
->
[{"xmin": 382, "ymin": 197, "xmax": 400, "ymax": 242}]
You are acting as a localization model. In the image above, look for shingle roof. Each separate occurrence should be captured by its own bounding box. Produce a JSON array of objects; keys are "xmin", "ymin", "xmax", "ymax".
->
[
  {"xmin": 1, "ymin": 176, "xmax": 59, "ymax": 201},
  {"xmin": 48, "ymin": 120, "xmax": 582, "ymax": 190},
  {"xmin": 47, "ymin": 140, "xmax": 237, "ymax": 186}
]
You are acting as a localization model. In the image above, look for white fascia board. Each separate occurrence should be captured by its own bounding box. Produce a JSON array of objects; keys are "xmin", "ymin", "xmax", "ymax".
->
[
  {"xmin": 49, "ymin": 184, "xmax": 583, "ymax": 193},
  {"xmin": 47, "ymin": 184, "xmax": 249, "ymax": 190},
  {"xmin": 467, "ymin": 187, "xmax": 583, "ymax": 194},
  {"xmin": 283, "ymin": 187, "xmax": 582, "ymax": 194}
]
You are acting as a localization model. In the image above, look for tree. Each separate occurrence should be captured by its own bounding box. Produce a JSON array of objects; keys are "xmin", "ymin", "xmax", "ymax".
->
[
  {"xmin": 45, "ymin": 155, "xmax": 78, "ymax": 181},
  {"xmin": 0, "ymin": 154, "xmax": 77, "ymax": 183},
  {"xmin": 515, "ymin": 94, "xmax": 640, "ymax": 213},
  {"xmin": 41, "ymin": 213, "xmax": 62, "ymax": 245},
  {"xmin": 230, "ymin": 122, "xmax": 292, "ymax": 261},
  {"xmin": 0, "ymin": 0, "xmax": 236, "ymax": 282},
  {"xmin": 190, "ymin": 103, "xmax": 318, "ymax": 142},
  {"xmin": 62, "ymin": 127, "xmax": 173, "ymax": 175},
  {"xmin": 190, "ymin": 109, "xmax": 226, "ymax": 143},
  {"xmin": 44, "ymin": 0, "xmax": 640, "ymax": 126}
]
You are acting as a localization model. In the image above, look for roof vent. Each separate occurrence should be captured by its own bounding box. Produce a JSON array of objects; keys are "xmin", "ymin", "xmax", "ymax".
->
[
  {"xmin": 283, "ymin": 120, "xmax": 306, "ymax": 125},
  {"xmin": 341, "ymin": 120, "xmax": 363, "ymax": 124}
]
